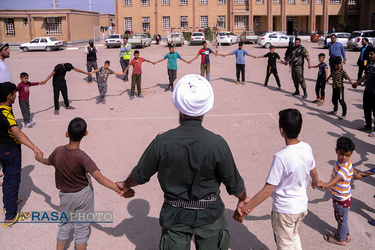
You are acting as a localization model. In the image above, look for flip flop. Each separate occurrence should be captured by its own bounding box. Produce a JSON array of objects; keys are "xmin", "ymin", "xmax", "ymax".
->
[
  {"xmin": 368, "ymin": 132, "xmax": 375, "ymax": 137},
  {"xmin": 323, "ymin": 234, "xmax": 346, "ymax": 246},
  {"xmin": 368, "ymin": 218, "xmax": 375, "ymax": 226},
  {"xmin": 3, "ymin": 212, "xmax": 31, "ymax": 228}
]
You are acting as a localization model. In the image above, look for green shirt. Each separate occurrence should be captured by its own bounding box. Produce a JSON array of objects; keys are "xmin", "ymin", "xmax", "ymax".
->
[
  {"xmin": 131, "ymin": 119, "xmax": 244, "ymax": 229},
  {"xmin": 164, "ymin": 52, "xmax": 182, "ymax": 70}
]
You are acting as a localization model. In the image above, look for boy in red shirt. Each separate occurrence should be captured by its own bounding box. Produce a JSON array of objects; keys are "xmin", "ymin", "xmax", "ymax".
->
[
  {"xmin": 124, "ymin": 50, "xmax": 154, "ymax": 100},
  {"xmin": 16, "ymin": 72, "xmax": 41, "ymax": 128}
]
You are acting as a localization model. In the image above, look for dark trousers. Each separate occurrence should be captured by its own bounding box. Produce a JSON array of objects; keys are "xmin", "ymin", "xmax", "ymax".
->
[
  {"xmin": 0, "ymin": 145, "xmax": 22, "ymax": 220},
  {"xmin": 332, "ymin": 87, "xmax": 347, "ymax": 116},
  {"xmin": 357, "ymin": 63, "xmax": 366, "ymax": 81},
  {"xmin": 363, "ymin": 91, "xmax": 375, "ymax": 129},
  {"xmin": 19, "ymin": 100, "xmax": 30, "ymax": 124},
  {"xmin": 131, "ymin": 74, "xmax": 142, "ymax": 96},
  {"xmin": 87, "ymin": 60, "xmax": 98, "ymax": 82},
  {"xmin": 315, "ymin": 76, "xmax": 326, "ymax": 100},
  {"xmin": 265, "ymin": 65, "xmax": 281, "ymax": 87},
  {"xmin": 236, "ymin": 64, "xmax": 245, "ymax": 82},
  {"xmin": 53, "ymin": 82, "xmax": 69, "ymax": 111},
  {"xmin": 168, "ymin": 69, "xmax": 177, "ymax": 87},
  {"xmin": 120, "ymin": 58, "xmax": 130, "ymax": 81},
  {"xmin": 329, "ymin": 57, "xmax": 341, "ymax": 74}
]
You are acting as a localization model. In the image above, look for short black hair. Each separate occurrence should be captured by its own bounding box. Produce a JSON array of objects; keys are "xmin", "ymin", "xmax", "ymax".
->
[
  {"xmin": 238, "ymin": 41, "xmax": 244, "ymax": 46},
  {"xmin": 124, "ymin": 36, "xmax": 128, "ymax": 40},
  {"xmin": 202, "ymin": 41, "xmax": 207, "ymax": 45},
  {"xmin": 269, "ymin": 45, "xmax": 275, "ymax": 49},
  {"xmin": 336, "ymin": 137, "xmax": 355, "ymax": 152},
  {"xmin": 279, "ymin": 108, "xmax": 302, "ymax": 139},
  {"xmin": 369, "ymin": 47, "xmax": 375, "ymax": 54},
  {"xmin": 67, "ymin": 117, "xmax": 87, "ymax": 142},
  {"xmin": 295, "ymin": 38, "xmax": 301, "ymax": 42},
  {"xmin": 331, "ymin": 34, "xmax": 337, "ymax": 38},
  {"xmin": 0, "ymin": 82, "xmax": 17, "ymax": 103},
  {"xmin": 134, "ymin": 50, "xmax": 139, "ymax": 55},
  {"xmin": 363, "ymin": 38, "xmax": 369, "ymax": 43},
  {"xmin": 64, "ymin": 63, "xmax": 74, "ymax": 71},
  {"xmin": 20, "ymin": 72, "xmax": 29, "ymax": 78},
  {"xmin": 168, "ymin": 45, "xmax": 174, "ymax": 49},
  {"xmin": 104, "ymin": 60, "xmax": 110, "ymax": 65},
  {"xmin": 318, "ymin": 53, "xmax": 325, "ymax": 58}
]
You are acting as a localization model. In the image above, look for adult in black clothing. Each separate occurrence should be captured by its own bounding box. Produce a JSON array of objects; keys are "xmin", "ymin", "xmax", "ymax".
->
[
  {"xmin": 85, "ymin": 40, "xmax": 99, "ymax": 84},
  {"xmin": 284, "ymin": 36, "xmax": 294, "ymax": 60},
  {"xmin": 41, "ymin": 63, "xmax": 89, "ymax": 115},
  {"xmin": 357, "ymin": 38, "xmax": 372, "ymax": 81}
]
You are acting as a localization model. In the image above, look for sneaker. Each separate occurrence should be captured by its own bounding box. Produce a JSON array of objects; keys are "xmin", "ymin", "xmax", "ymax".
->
[
  {"xmin": 31, "ymin": 122, "xmax": 36, "ymax": 125},
  {"xmin": 130, "ymin": 96, "xmax": 134, "ymax": 100},
  {"xmin": 54, "ymin": 110, "xmax": 59, "ymax": 115},
  {"xmin": 170, "ymin": 87, "xmax": 174, "ymax": 92},
  {"xmin": 277, "ymin": 87, "xmax": 281, "ymax": 91},
  {"xmin": 236, "ymin": 81, "xmax": 239, "ymax": 85},
  {"xmin": 261, "ymin": 84, "xmax": 266, "ymax": 87},
  {"xmin": 65, "ymin": 106, "xmax": 75, "ymax": 110},
  {"xmin": 317, "ymin": 101, "xmax": 325, "ymax": 106},
  {"xmin": 138, "ymin": 94, "xmax": 144, "ymax": 98},
  {"xmin": 96, "ymin": 96, "xmax": 102, "ymax": 104},
  {"xmin": 302, "ymin": 92, "xmax": 308, "ymax": 99},
  {"xmin": 312, "ymin": 99, "xmax": 320, "ymax": 103},
  {"xmin": 292, "ymin": 91, "xmax": 300, "ymax": 96},
  {"xmin": 102, "ymin": 99, "xmax": 106, "ymax": 104},
  {"xmin": 327, "ymin": 111, "xmax": 337, "ymax": 115},
  {"xmin": 337, "ymin": 115, "xmax": 345, "ymax": 120},
  {"xmin": 357, "ymin": 126, "xmax": 372, "ymax": 132},
  {"xmin": 242, "ymin": 82, "xmax": 245, "ymax": 85},
  {"xmin": 25, "ymin": 123, "xmax": 33, "ymax": 128},
  {"xmin": 3, "ymin": 212, "xmax": 31, "ymax": 228},
  {"xmin": 165, "ymin": 86, "xmax": 170, "ymax": 92}
]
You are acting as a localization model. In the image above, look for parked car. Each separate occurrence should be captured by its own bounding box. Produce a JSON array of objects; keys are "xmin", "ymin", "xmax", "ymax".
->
[
  {"xmin": 190, "ymin": 32, "xmax": 205, "ymax": 45},
  {"xmin": 317, "ymin": 32, "xmax": 351, "ymax": 48},
  {"xmin": 128, "ymin": 33, "xmax": 152, "ymax": 48},
  {"xmin": 167, "ymin": 32, "xmax": 184, "ymax": 46},
  {"xmin": 239, "ymin": 31, "xmax": 259, "ymax": 44},
  {"xmin": 348, "ymin": 30, "xmax": 375, "ymax": 50},
  {"xmin": 257, "ymin": 32, "xmax": 289, "ymax": 48},
  {"xmin": 105, "ymin": 34, "xmax": 124, "ymax": 48},
  {"xmin": 217, "ymin": 31, "xmax": 238, "ymax": 45},
  {"xmin": 20, "ymin": 37, "xmax": 64, "ymax": 52}
]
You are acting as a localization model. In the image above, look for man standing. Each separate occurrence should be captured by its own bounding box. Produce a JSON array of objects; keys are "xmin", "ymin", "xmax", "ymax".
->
[
  {"xmin": 119, "ymin": 37, "xmax": 132, "ymax": 82},
  {"xmin": 0, "ymin": 43, "xmax": 11, "ymax": 82},
  {"xmin": 117, "ymin": 74, "xmax": 249, "ymax": 250},
  {"xmin": 357, "ymin": 38, "xmax": 372, "ymax": 81},
  {"xmin": 85, "ymin": 40, "xmax": 99, "ymax": 84},
  {"xmin": 286, "ymin": 38, "xmax": 312, "ymax": 98},
  {"xmin": 353, "ymin": 47, "xmax": 375, "ymax": 138},
  {"xmin": 326, "ymin": 34, "xmax": 346, "ymax": 74}
]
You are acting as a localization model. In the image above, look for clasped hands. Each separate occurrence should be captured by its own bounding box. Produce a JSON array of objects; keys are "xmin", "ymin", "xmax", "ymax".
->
[
  {"xmin": 232, "ymin": 197, "xmax": 253, "ymax": 223},
  {"xmin": 115, "ymin": 181, "xmax": 135, "ymax": 198}
]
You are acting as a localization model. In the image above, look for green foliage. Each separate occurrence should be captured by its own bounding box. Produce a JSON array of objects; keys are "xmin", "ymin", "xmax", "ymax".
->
[
  {"xmin": 204, "ymin": 28, "xmax": 213, "ymax": 41},
  {"xmin": 183, "ymin": 32, "xmax": 192, "ymax": 41},
  {"xmin": 338, "ymin": 21, "xmax": 347, "ymax": 32}
]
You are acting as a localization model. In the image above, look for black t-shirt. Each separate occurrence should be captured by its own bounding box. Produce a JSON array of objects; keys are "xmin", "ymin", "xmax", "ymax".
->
[
  {"xmin": 52, "ymin": 63, "xmax": 73, "ymax": 84},
  {"xmin": 264, "ymin": 52, "xmax": 280, "ymax": 66},
  {"xmin": 365, "ymin": 63, "xmax": 375, "ymax": 94}
]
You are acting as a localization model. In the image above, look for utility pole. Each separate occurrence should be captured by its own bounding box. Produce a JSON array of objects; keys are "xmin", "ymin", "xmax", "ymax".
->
[
  {"xmin": 89, "ymin": 0, "xmax": 92, "ymax": 11},
  {"xmin": 52, "ymin": 0, "xmax": 57, "ymax": 9}
]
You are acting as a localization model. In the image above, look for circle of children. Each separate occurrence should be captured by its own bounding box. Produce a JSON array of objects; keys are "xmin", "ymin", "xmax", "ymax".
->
[{"xmin": 1, "ymin": 35, "xmax": 375, "ymax": 249}]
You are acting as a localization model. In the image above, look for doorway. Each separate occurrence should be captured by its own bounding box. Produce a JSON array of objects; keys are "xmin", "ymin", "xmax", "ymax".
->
[{"xmin": 287, "ymin": 21, "xmax": 294, "ymax": 35}]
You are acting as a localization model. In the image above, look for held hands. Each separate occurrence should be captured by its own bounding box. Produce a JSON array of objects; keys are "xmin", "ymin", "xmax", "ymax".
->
[
  {"xmin": 34, "ymin": 148, "xmax": 43, "ymax": 161},
  {"xmin": 233, "ymin": 197, "xmax": 252, "ymax": 223},
  {"xmin": 317, "ymin": 180, "xmax": 326, "ymax": 189},
  {"xmin": 115, "ymin": 181, "xmax": 135, "ymax": 198},
  {"xmin": 352, "ymin": 81, "xmax": 358, "ymax": 88}
]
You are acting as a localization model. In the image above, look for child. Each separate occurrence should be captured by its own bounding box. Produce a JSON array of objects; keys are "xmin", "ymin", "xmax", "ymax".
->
[
  {"xmin": 90, "ymin": 60, "xmax": 125, "ymax": 104},
  {"xmin": 326, "ymin": 58, "xmax": 354, "ymax": 120},
  {"xmin": 0, "ymin": 82, "xmax": 42, "ymax": 228},
  {"xmin": 16, "ymin": 72, "xmax": 40, "ymax": 128},
  {"xmin": 311, "ymin": 53, "xmax": 329, "ymax": 105},
  {"xmin": 34, "ymin": 117, "xmax": 134, "ymax": 250},
  {"xmin": 318, "ymin": 137, "xmax": 361, "ymax": 246},
  {"xmin": 189, "ymin": 41, "xmax": 224, "ymax": 82},
  {"xmin": 154, "ymin": 45, "xmax": 189, "ymax": 92},
  {"xmin": 123, "ymin": 50, "xmax": 154, "ymax": 100},
  {"xmin": 233, "ymin": 108, "xmax": 319, "ymax": 249},
  {"xmin": 254, "ymin": 45, "xmax": 285, "ymax": 89},
  {"xmin": 224, "ymin": 41, "xmax": 255, "ymax": 85}
]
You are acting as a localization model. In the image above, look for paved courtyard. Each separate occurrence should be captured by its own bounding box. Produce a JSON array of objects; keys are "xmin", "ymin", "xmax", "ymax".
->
[{"xmin": 1, "ymin": 40, "xmax": 375, "ymax": 249}]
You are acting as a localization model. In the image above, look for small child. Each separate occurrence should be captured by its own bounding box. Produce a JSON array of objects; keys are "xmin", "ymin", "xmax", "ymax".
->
[
  {"xmin": 154, "ymin": 45, "xmax": 189, "ymax": 92},
  {"xmin": 90, "ymin": 60, "xmax": 125, "ymax": 104},
  {"xmin": 254, "ymin": 45, "xmax": 285, "ymax": 90},
  {"xmin": 224, "ymin": 41, "xmax": 255, "ymax": 85},
  {"xmin": 326, "ymin": 58, "xmax": 354, "ymax": 120},
  {"xmin": 124, "ymin": 50, "xmax": 154, "ymax": 100},
  {"xmin": 34, "ymin": 117, "xmax": 134, "ymax": 250},
  {"xmin": 318, "ymin": 137, "xmax": 361, "ymax": 246},
  {"xmin": 233, "ymin": 108, "xmax": 319, "ymax": 250},
  {"xmin": 16, "ymin": 72, "xmax": 40, "ymax": 128},
  {"xmin": 311, "ymin": 53, "xmax": 328, "ymax": 105}
]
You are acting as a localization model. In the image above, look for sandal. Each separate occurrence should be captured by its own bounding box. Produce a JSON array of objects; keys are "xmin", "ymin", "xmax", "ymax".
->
[
  {"xmin": 368, "ymin": 132, "xmax": 375, "ymax": 138},
  {"xmin": 65, "ymin": 106, "xmax": 75, "ymax": 110},
  {"xmin": 323, "ymin": 234, "xmax": 346, "ymax": 246},
  {"xmin": 54, "ymin": 110, "xmax": 59, "ymax": 115},
  {"xmin": 3, "ymin": 212, "xmax": 31, "ymax": 228},
  {"xmin": 368, "ymin": 218, "xmax": 375, "ymax": 226}
]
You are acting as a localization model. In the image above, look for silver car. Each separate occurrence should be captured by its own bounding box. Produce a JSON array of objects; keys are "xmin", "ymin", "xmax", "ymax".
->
[
  {"xmin": 105, "ymin": 34, "xmax": 124, "ymax": 48},
  {"xmin": 20, "ymin": 37, "xmax": 64, "ymax": 52},
  {"xmin": 348, "ymin": 30, "xmax": 375, "ymax": 50},
  {"xmin": 257, "ymin": 32, "xmax": 289, "ymax": 48}
]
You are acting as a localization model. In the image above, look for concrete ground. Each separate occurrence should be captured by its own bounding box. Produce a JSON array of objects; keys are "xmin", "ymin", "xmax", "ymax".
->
[{"xmin": 1, "ymin": 41, "xmax": 374, "ymax": 250}]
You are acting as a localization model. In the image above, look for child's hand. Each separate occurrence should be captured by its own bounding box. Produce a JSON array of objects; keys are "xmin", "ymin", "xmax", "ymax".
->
[
  {"xmin": 34, "ymin": 148, "xmax": 43, "ymax": 161},
  {"xmin": 317, "ymin": 180, "xmax": 326, "ymax": 189}
]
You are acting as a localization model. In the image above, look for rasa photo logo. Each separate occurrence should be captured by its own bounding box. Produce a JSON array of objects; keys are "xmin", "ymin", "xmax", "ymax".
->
[{"xmin": 30, "ymin": 211, "xmax": 113, "ymax": 223}]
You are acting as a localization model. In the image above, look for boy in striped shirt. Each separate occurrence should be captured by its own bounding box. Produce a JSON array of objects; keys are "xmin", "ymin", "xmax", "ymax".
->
[{"xmin": 318, "ymin": 137, "xmax": 362, "ymax": 246}]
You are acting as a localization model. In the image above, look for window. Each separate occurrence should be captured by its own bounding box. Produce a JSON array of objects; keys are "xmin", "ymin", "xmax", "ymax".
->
[
  {"xmin": 218, "ymin": 16, "xmax": 225, "ymax": 29},
  {"xmin": 162, "ymin": 16, "xmax": 170, "ymax": 30},
  {"xmin": 180, "ymin": 0, "xmax": 188, "ymax": 5},
  {"xmin": 200, "ymin": 0, "xmax": 208, "ymax": 4},
  {"xmin": 45, "ymin": 17, "xmax": 62, "ymax": 35},
  {"xmin": 162, "ymin": 0, "xmax": 170, "ymax": 5},
  {"xmin": 330, "ymin": 0, "xmax": 341, "ymax": 3},
  {"xmin": 269, "ymin": 33, "xmax": 277, "ymax": 38},
  {"xmin": 124, "ymin": 17, "xmax": 132, "ymax": 31},
  {"xmin": 142, "ymin": 17, "xmax": 150, "ymax": 31},
  {"xmin": 5, "ymin": 19, "xmax": 15, "ymax": 36},
  {"xmin": 23, "ymin": 18, "xmax": 28, "ymax": 26},
  {"xmin": 234, "ymin": 16, "xmax": 248, "ymax": 29},
  {"xmin": 124, "ymin": 0, "xmax": 132, "ymax": 6},
  {"xmin": 346, "ymin": 15, "xmax": 359, "ymax": 30},
  {"xmin": 317, "ymin": 0, "xmax": 322, "ymax": 4},
  {"xmin": 141, "ymin": 0, "xmax": 150, "ymax": 6},
  {"xmin": 218, "ymin": 0, "xmax": 226, "ymax": 4},
  {"xmin": 234, "ymin": 0, "xmax": 248, "ymax": 4},
  {"xmin": 348, "ymin": 0, "xmax": 357, "ymax": 4},
  {"xmin": 273, "ymin": 0, "xmax": 280, "ymax": 4},
  {"xmin": 256, "ymin": 0, "xmax": 264, "ymax": 4},
  {"xmin": 302, "ymin": 0, "xmax": 309, "ymax": 3},
  {"xmin": 287, "ymin": 0, "xmax": 295, "ymax": 3},
  {"xmin": 181, "ymin": 16, "xmax": 188, "ymax": 28},
  {"xmin": 200, "ymin": 16, "xmax": 208, "ymax": 28}
]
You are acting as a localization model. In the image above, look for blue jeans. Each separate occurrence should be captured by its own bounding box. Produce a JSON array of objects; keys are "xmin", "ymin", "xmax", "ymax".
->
[
  {"xmin": 333, "ymin": 197, "xmax": 351, "ymax": 241},
  {"xmin": 0, "ymin": 145, "xmax": 22, "ymax": 220}
]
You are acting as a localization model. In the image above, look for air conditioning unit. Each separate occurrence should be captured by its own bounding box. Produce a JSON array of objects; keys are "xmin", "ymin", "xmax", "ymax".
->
[
  {"xmin": 46, "ymin": 17, "xmax": 55, "ymax": 23},
  {"xmin": 218, "ymin": 16, "xmax": 225, "ymax": 22},
  {"xmin": 181, "ymin": 16, "xmax": 188, "ymax": 22},
  {"xmin": 142, "ymin": 17, "xmax": 150, "ymax": 22},
  {"xmin": 254, "ymin": 17, "xmax": 260, "ymax": 22}
]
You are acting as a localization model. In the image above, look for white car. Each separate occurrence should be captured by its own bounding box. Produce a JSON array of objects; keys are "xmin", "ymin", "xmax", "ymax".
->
[
  {"xmin": 317, "ymin": 32, "xmax": 351, "ymax": 48},
  {"xmin": 257, "ymin": 32, "xmax": 290, "ymax": 48},
  {"xmin": 217, "ymin": 31, "xmax": 238, "ymax": 45},
  {"xmin": 167, "ymin": 33, "xmax": 184, "ymax": 46},
  {"xmin": 190, "ymin": 32, "xmax": 205, "ymax": 45},
  {"xmin": 20, "ymin": 37, "xmax": 64, "ymax": 52},
  {"xmin": 128, "ymin": 33, "xmax": 152, "ymax": 48},
  {"xmin": 105, "ymin": 34, "xmax": 124, "ymax": 48}
]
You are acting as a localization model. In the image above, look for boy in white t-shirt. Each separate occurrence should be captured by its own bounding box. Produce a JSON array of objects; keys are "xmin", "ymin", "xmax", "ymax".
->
[{"xmin": 233, "ymin": 108, "xmax": 320, "ymax": 250}]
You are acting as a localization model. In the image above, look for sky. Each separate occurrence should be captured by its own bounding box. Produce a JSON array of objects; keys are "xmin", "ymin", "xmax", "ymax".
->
[{"xmin": 1, "ymin": 0, "xmax": 115, "ymax": 14}]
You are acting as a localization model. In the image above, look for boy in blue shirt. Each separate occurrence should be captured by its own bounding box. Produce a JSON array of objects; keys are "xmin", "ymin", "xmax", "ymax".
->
[{"xmin": 224, "ymin": 42, "xmax": 255, "ymax": 85}]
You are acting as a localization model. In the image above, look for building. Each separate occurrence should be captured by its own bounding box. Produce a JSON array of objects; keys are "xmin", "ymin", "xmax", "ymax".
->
[
  {"xmin": 115, "ymin": 0, "xmax": 375, "ymax": 36},
  {"xmin": 0, "ymin": 9, "xmax": 115, "ymax": 45}
]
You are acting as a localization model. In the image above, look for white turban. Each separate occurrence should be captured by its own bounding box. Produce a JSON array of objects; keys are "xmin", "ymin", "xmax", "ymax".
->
[{"xmin": 172, "ymin": 74, "xmax": 214, "ymax": 117}]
